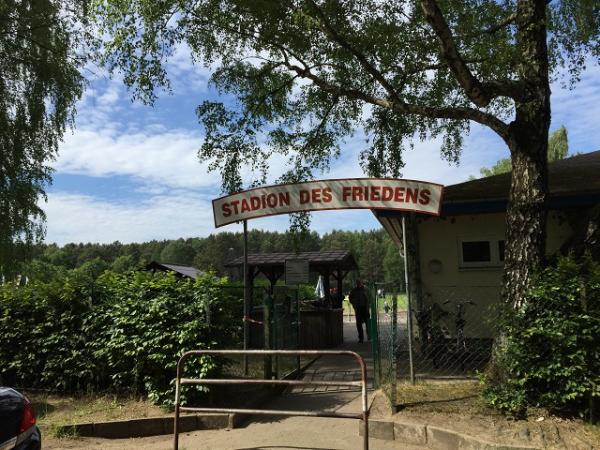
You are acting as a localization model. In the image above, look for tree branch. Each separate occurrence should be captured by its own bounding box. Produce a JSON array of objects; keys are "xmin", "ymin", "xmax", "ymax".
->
[
  {"xmin": 246, "ymin": 72, "xmax": 300, "ymax": 118},
  {"xmin": 300, "ymin": 96, "xmax": 340, "ymax": 154},
  {"xmin": 277, "ymin": 47, "xmax": 509, "ymax": 140},
  {"xmin": 184, "ymin": 5, "xmax": 510, "ymax": 140},
  {"xmin": 483, "ymin": 13, "xmax": 517, "ymax": 34},
  {"xmin": 305, "ymin": 0, "xmax": 402, "ymax": 103},
  {"xmin": 420, "ymin": 0, "xmax": 491, "ymax": 107},
  {"xmin": 420, "ymin": 0, "xmax": 527, "ymax": 105}
]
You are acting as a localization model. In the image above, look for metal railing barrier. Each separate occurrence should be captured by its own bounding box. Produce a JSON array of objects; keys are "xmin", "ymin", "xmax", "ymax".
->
[{"xmin": 173, "ymin": 349, "xmax": 370, "ymax": 450}]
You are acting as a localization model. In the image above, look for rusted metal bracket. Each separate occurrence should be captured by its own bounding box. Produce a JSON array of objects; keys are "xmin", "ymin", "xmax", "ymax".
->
[{"xmin": 173, "ymin": 349, "xmax": 369, "ymax": 450}]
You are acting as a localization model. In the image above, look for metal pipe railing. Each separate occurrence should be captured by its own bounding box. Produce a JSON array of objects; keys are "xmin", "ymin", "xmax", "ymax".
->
[{"xmin": 173, "ymin": 349, "xmax": 369, "ymax": 450}]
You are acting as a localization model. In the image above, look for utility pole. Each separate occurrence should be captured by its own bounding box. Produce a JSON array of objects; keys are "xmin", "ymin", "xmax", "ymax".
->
[
  {"xmin": 243, "ymin": 220, "xmax": 249, "ymax": 375},
  {"xmin": 402, "ymin": 215, "xmax": 415, "ymax": 384}
]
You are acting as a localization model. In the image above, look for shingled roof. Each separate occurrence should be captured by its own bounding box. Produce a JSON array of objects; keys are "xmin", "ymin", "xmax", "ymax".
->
[
  {"xmin": 146, "ymin": 261, "xmax": 203, "ymax": 279},
  {"xmin": 374, "ymin": 150, "xmax": 600, "ymax": 220},
  {"xmin": 225, "ymin": 250, "xmax": 358, "ymax": 271},
  {"xmin": 444, "ymin": 150, "xmax": 600, "ymax": 205}
]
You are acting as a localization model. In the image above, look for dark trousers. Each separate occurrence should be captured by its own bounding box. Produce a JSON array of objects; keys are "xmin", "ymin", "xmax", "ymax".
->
[{"xmin": 355, "ymin": 310, "xmax": 370, "ymax": 342}]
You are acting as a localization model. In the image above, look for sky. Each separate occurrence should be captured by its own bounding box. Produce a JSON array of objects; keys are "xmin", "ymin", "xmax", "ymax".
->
[{"xmin": 43, "ymin": 48, "xmax": 600, "ymax": 245}]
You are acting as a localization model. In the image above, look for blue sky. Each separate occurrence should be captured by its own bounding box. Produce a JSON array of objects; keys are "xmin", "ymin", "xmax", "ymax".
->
[{"xmin": 44, "ymin": 47, "xmax": 600, "ymax": 245}]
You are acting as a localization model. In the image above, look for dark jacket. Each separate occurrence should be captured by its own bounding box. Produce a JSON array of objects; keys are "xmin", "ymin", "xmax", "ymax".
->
[{"xmin": 349, "ymin": 286, "xmax": 369, "ymax": 316}]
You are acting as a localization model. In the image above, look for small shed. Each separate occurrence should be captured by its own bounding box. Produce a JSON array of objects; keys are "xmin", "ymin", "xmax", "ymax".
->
[
  {"xmin": 227, "ymin": 250, "xmax": 359, "ymax": 350},
  {"xmin": 145, "ymin": 261, "xmax": 203, "ymax": 280},
  {"xmin": 225, "ymin": 250, "xmax": 358, "ymax": 302}
]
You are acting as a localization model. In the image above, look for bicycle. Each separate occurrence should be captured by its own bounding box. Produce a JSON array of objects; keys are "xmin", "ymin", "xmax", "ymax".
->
[
  {"xmin": 443, "ymin": 299, "xmax": 475, "ymax": 371},
  {"xmin": 412, "ymin": 302, "xmax": 450, "ymax": 369}
]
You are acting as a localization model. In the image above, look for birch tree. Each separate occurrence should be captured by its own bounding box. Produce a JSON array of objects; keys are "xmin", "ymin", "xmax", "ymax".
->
[
  {"xmin": 94, "ymin": 0, "xmax": 599, "ymax": 308},
  {"xmin": 0, "ymin": 1, "xmax": 89, "ymax": 274}
]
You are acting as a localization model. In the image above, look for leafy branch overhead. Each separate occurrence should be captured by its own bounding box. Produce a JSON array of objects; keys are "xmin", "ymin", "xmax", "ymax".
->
[
  {"xmin": 0, "ymin": 0, "xmax": 92, "ymax": 271},
  {"xmin": 94, "ymin": 0, "xmax": 599, "ymax": 191},
  {"xmin": 95, "ymin": 0, "xmax": 599, "ymax": 309}
]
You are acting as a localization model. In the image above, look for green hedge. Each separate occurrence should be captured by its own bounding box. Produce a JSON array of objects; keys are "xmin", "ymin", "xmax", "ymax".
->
[
  {"xmin": 483, "ymin": 256, "xmax": 600, "ymax": 419},
  {"xmin": 0, "ymin": 271, "xmax": 242, "ymax": 405}
]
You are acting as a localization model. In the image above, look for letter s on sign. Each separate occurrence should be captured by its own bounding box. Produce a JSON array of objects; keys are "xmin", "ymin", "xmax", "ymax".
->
[
  {"xmin": 419, "ymin": 189, "xmax": 431, "ymax": 205},
  {"xmin": 222, "ymin": 203, "xmax": 232, "ymax": 217}
]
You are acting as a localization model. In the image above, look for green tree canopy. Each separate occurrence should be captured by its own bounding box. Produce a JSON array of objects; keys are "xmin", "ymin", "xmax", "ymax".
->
[
  {"xmin": 159, "ymin": 240, "xmax": 196, "ymax": 265},
  {"xmin": 111, "ymin": 254, "xmax": 137, "ymax": 273},
  {"xmin": 478, "ymin": 126, "xmax": 570, "ymax": 177},
  {"xmin": 383, "ymin": 244, "xmax": 405, "ymax": 286},
  {"xmin": 547, "ymin": 125, "xmax": 569, "ymax": 162},
  {"xmin": 479, "ymin": 158, "xmax": 514, "ymax": 178},
  {"xmin": 0, "ymin": 1, "xmax": 89, "ymax": 275},
  {"xmin": 94, "ymin": 0, "xmax": 599, "ymax": 307}
]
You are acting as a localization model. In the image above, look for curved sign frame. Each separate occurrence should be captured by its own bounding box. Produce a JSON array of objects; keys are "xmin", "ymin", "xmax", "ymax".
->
[{"xmin": 212, "ymin": 178, "xmax": 444, "ymax": 228}]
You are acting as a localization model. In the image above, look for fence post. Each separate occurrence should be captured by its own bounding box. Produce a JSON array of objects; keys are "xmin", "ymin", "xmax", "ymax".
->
[
  {"xmin": 390, "ymin": 293, "xmax": 398, "ymax": 405},
  {"xmin": 368, "ymin": 282, "xmax": 380, "ymax": 388},
  {"xmin": 243, "ymin": 220, "xmax": 250, "ymax": 376},
  {"xmin": 264, "ymin": 293, "xmax": 273, "ymax": 379},
  {"xmin": 296, "ymin": 289, "xmax": 301, "ymax": 372},
  {"xmin": 402, "ymin": 216, "xmax": 416, "ymax": 384},
  {"xmin": 274, "ymin": 296, "xmax": 279, "ymax": 379}
]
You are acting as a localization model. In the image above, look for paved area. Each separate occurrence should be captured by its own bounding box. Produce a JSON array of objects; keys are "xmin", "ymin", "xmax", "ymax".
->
[
  {"xmin": 47, "ymin": 419, "xmax": 422, "ymax": 449},
  {"xmin": 46, "ymin": 323, "xmax": 412, "ymax": 450}
]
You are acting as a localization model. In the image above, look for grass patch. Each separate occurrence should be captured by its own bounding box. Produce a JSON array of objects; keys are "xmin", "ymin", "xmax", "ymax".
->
[
  {"xmin": 343, "ymin": 293, "xmax": 408, "ymax": 316},
  {"xmin": 395, "ymin": 380, "xmax": 494, "ymax": 414},
  {"xmin": 584, "ymin": 423, "xmax": 600, "ymax": 443},
  {"xmin": 47, "ymin": 423, "xmax": 79, "ymax": 439},
  {"xmin": 393, "ymin": 380, "xmax": 599, "ymax": 448},
  {"xmin": 28, "ymin": 392, "xmax": 168, "ymax": 431}
]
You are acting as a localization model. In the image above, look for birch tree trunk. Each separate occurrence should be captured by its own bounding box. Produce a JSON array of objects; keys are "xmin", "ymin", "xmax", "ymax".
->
[{"xmin": 501, "ymin": 0, "xmax": 551, "ymax": 309}]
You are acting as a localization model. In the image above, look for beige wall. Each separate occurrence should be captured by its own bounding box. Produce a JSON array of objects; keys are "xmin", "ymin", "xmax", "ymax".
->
[{"xmin": 416, "ymin": 211, "xmax": 572, "ymax": 337}]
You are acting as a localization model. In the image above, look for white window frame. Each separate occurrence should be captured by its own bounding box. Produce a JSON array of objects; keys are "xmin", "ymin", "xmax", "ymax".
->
[{"xmin": 457, "ymin": 237, "xmax": 504, "ymax": 269}]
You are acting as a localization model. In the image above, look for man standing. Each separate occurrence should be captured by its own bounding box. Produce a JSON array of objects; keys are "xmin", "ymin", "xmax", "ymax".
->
[{"xmin": 349, "ymin": 280, "xmax": 370, "ymax": 343}]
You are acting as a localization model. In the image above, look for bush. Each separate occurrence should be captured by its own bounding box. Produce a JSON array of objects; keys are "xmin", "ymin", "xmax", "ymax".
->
[
  {"xmin": 0, "ymin": 270, "xmax": 242, "ymax": 406},
  {"xmin": 482, "ymin": 256, "xmax": 600, "ymax": 418}
]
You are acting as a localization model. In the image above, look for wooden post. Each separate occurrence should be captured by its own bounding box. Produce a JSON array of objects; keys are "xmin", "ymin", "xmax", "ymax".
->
[
  {"xmin": 323, "ymin": 268, "xmax": 331, "ymax": 308},
  {"xmin": 336, "ymin": 269, "xmax": 343, "ymax": 303}
]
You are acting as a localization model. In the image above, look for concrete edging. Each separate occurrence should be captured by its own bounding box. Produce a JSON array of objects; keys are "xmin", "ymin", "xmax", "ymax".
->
[
  {"xmin": 55, "ymin": 413, "xmax": 231, "ymax": 439},
  {"xmin": 53, "ymin": 358, "xmax": 319, "ymax": 439},
  {"xmin": 359, "ymin": 419, "xmax": 542, "ymax": 450}
]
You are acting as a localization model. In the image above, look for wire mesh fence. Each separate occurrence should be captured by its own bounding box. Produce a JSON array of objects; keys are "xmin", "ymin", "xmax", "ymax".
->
[
  {"xmin": 372, "ymin": 284, "xmax": 496, "ymax": 404},
  {"xmin": 220, "ymin": 285, "xmax": 304, "ymax": 379},
  {"xmin": 371, "ymin": 283, "xmax": 401, "ymax": 401}
]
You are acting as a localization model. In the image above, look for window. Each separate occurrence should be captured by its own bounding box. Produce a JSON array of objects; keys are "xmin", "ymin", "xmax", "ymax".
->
[
  {"xmin": 461, "ymin": 241, "xmax": 491, "ymax": 263},
  {"xmin": 458, "ymin": 238, "xmax": 504, "ymax": 269}
]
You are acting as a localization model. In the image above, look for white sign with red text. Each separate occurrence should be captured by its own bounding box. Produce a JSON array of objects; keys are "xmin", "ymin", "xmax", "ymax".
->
[{"xmin": 212, "ymin": 178, "xmax": 443, "ymax": 228}]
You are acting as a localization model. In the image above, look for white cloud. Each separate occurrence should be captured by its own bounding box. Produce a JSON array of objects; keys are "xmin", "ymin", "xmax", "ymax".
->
[
  {"xmin": 57, "ymin": 127, "xmax": 220, "ymax": 189},
  {"xmin": 550, "ymin": 63, "xmax": 600, "ymax": 153},
  {"xmin": 167, "ymin": 42, "xmax": 213, "ymax": 94},
  {"xmin": 45, "ymin": 54, "xmax": 600, "ymax": 245},
  {"xmin": 45, "ymin": 192, "xmax": 215, "ymax": 244},
  {"xmin": 44, "ymin": 190, "xmax": 380, "ymax": 244}
]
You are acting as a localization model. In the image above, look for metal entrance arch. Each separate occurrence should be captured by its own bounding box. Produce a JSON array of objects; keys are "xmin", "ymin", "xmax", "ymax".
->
[{"xmin": 211, "ymin": 178, "xmax": 444, "ymax": 406}]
